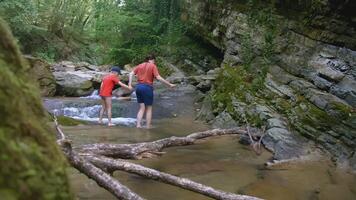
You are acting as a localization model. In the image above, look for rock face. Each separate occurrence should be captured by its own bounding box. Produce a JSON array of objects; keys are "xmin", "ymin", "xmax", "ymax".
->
[
  {"xmin": 0, "ymin": 18, "xmax": 71, "ymax": 199},
  {"xmin": 25, "ymin": 55, "xmax": 57, "ymax": 96},
  {"xmin": 183, "ymin": 1, "xmax": 356, "ymax": 166}
]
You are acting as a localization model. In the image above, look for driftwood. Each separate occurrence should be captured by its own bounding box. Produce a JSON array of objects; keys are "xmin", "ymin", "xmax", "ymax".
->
[
  {"xmin": 54, "ymin": 116, "xmax": 263, "ymax": 200},
  {"xmin": 79, "ymin": 128, "xmax": 247, "ymax": 159},
  {"xmin": 87, "ymin": 155, "xmax": 263, "ymax": 200},
  {"xmin": 55, "ymin": 117, "xmax": 144, "ymax": 200}
]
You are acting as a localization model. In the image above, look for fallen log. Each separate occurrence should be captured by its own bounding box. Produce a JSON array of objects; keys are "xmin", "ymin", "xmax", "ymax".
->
[
  {"xmin": 54, "ymin": 117, "xmax": 145, "ymax": 200},
  {"xmin": 79, "ymin": 128, "xmax": 247, "ymax": 159},
  {"xmin": 54, "ymin": 116, "xmax": 264, "ymax": 200},
  {"xmin": 86, "ymin": 155, "xmax": 263, "ymax": 200}
]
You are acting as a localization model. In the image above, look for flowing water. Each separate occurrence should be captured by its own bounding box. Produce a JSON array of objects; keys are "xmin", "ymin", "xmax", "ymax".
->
[{"xmin": 44, "ymin": 84, "xmax": 356, "ymax": 200}]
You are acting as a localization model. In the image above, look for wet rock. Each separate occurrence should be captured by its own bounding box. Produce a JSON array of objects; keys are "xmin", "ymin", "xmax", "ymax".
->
[
  {"xmin": 196, "ymin": 80, "xmax": 212, "ymax": 93},
  {"xmin": 334, "ymin": 76, "xmax": 356, "ymax": 107},
  {"xmin": 267, "ymin": 118, "xmax": 287, "ymax": 129},
  {"xmin": 289, "ymin": 79, "xmax": 316, "ymax": 93},
  {"xmin": 322, "ymin": 142, "xmax": 351, "ymax": 162},
  {"xmin": 309, "ymin": 74, "xmax": 333, "ymax": 91},
  {"xmin": 184, "ymin": 59, "xmax": 204, "ymax": 74},
  {"xmin": 212, "ymin": 110, "xmax": 238, "ymax": 129},
  {"xmin": 52, "ymin": 61, "xmax": 77, "ymax": 72},
  {"xmin": 317, "ymin": 134, "xmax": 337, "ymax": 145},
  {"xmin": 53, "ymin": 72, "xmax": 94, "ymax": 97},
  {"xmin": 196, "ymin": 95, "xmax": 215, "ymax": 122},
  {"xmin": 269, "ymin": 65, "xmax": 295, "ymax": 85},
  {"xmin": 187, "ymin": 76, "xmax": 203, "ymax": 86},
  {"xmin": 305, "ymin": 88, "xmax": 347, "ymax": 110},
  {"xmin": 265, "ymin": 74, "xmax": 295, "ymax": 99},
  {"xmin": 251, "ymin": 105, "xmax": 274, "ymax": 121},
  {"xmin": 263, "ymin": 127, "xmax": 308, "ymax": 160},
  {"xmin": 339, "ymin": 136, "xmax": 355, "ymax": 148},
  {"xmin": 223, "ymin": 53, "xmax": 242, "ymax": 66},
  {"xmin": 350, "ymin": 153, "xmax": 356, "ymax": 171},
  {"xmin": 317, "ymin": 67, "xmax": 345, "ymax": 82},
  {"xmin": 25, "ymin": 56, "xmax": 56, "ymax": 96}
]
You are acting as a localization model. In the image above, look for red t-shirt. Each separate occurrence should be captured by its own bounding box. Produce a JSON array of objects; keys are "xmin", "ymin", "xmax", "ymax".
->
[
  {"xmin": 133, "ymin": 62, "xmax": 160, "ymax": 85},
  {"xmin": 99, "ymin": 74, "xmax": 119, "ymax": 97}
]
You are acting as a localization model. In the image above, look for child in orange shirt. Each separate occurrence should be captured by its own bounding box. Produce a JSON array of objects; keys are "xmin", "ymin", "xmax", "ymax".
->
[{"xmin": 99, "ymin": 66, "xmax": 132, "ymax": 126}]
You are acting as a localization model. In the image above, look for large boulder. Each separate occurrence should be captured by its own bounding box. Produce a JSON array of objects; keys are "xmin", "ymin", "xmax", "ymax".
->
[
  {"xmin": 25, "ymin": 55, "xmax": 56, "ymax": 96},
  {"xmin": 0, "ymin": 18, "xmax": 71, "ymax": 199},
  {"xmin": 53, "ymin": 71, "xmax": 94, "ymax": 97}
]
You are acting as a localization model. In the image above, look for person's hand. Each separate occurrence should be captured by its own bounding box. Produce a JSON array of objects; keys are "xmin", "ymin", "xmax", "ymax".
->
[
  {"xmin": 169, "ymin": 83, "xmax": 176, "ymax": 89},
  {"xmin": 128, "ymin": 85, "xmax": 133, "ymax": 91}
]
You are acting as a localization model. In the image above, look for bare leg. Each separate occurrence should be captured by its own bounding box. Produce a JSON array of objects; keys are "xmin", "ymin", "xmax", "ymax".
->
[
  {"xmin": 99, "ymin": 97, "xmax": 106, "ymax": 124},
  {"xmin": 145, "ymin": 106, "xmax": 152, "ymax": 129},
  {"xmin": 105, "ymin": 97, "xmax": 113, "ymax": 126},
  {"xmin": 136, "ymin": 103, "xmax": 145, "ymax": 128}
]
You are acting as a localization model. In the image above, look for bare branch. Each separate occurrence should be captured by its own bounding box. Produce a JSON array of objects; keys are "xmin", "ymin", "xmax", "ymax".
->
[
  {"xmin": 54, "ymin": 117, "xmax": 144, "ymax": 200},
  {"xmin": 79, "ymin": 128, "xmax": 246, "ymax": 159},
  {"xmin": 86, "ymin": 156, "xmax": 264, "ymax": 200}
]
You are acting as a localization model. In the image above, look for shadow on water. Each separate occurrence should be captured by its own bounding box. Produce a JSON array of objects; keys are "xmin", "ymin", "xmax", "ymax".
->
[{"xmin": 45, "ymin": 84, "xmax": 356, "ymax": 200}]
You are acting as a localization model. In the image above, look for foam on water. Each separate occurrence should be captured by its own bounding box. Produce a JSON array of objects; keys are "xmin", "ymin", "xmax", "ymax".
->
[
  {"xmin": 80, "ymin": 90, "xmax": 137, "ymax": 100},
  {"xmin": 53, "ymin": 104, "xmax": 136, "ymax": 126},
  {"xmin": 72, "ymin": 116, "xmax": 136, "ymax": 126}
]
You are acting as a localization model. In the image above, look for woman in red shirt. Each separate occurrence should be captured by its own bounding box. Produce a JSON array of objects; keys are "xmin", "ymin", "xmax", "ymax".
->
[
  {"xmin": 99, "ymin": 66, "xmax": 132, "ymax": 126},
  {"xmin": 129, "ymin": 55, "xmax": 176, "ymax": 129}
]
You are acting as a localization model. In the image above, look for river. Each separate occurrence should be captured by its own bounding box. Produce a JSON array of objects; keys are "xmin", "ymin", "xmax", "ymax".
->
[{"xmin": 44, "ymin": 84, "xmax": 356, "ymax": 200}]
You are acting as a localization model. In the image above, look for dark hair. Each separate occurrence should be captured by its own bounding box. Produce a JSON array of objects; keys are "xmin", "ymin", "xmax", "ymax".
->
[{"xmin": 145, "ymin": 54, "xmax": 156, "ymax": 62}]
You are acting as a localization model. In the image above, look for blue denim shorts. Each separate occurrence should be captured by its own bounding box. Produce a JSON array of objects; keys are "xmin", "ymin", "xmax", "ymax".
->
[{"xmin": 136, "ymin": 84, "xmax": 154, "ymax": 106}]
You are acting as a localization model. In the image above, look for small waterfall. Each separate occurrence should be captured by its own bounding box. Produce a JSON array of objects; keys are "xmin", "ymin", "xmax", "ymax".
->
[
  {"xmin": 80, "ymin": 89, "xmax": 136, "ymax": 100},
  {"xmin": 53, "ymin": 105, "xmax": 136, "ymax": 126},
  {"xmin": 80, "ymin": 90, "xmax": 101, "ymax": 99}
]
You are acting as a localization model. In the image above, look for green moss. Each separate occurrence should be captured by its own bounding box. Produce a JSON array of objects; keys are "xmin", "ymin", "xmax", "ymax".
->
[
  {"xmin": 57, "ymin": 116, "xmax": 87, "ymax": 126},
  {"xmin": 328, "ymin": 102, "xmax": 352, "ymax": 120},
  {"xmin": 0, "ymin": 18, "xmax": 72, "ymax": 199}
]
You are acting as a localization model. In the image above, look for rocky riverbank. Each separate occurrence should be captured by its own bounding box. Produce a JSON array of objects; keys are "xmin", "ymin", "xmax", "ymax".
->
[
  {"xmin": 26, "ymin": 56, "xmax": 132, "ymax": 97},
  {"xmin": 181, "ymin": 0, "xmax": 356, "ymax": 170}
]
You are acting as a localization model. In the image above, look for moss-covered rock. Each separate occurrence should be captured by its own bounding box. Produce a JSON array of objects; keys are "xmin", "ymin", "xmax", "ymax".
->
[
  {"xmin": 25, "ymin": 55, "xmax": 56, "ymax": 97},
  {"xmin": 0, "ymin": 18, "xmax": 72, "ymax": 199},
  {"xmin": 57, "ymin": 116, "xmax": 88, "ymax": 126}
]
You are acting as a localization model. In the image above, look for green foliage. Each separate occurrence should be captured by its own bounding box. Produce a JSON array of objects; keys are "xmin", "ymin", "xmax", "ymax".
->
[
  {"xmin": 0, "ymin": 0, "xmax": 188, "ymax": 67},
  {"xmin": 212, "ymin": 65, "xmax": 251, "ymax": 113}
]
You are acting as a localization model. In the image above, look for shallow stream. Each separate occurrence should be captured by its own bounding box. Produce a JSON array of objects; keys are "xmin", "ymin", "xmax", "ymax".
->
[{"xmin": 44, "ymin": 84, "xmax": 356, "ymax": 200}]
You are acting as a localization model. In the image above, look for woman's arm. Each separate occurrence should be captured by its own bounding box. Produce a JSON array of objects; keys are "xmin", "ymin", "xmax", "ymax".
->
[
  {"xmin": 128, "ymin": 71, "xmax": 135, "ymax": 88},
  {"xmin": 156, "ymin": 75, "xmax": 176, "ymax": 88}
]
